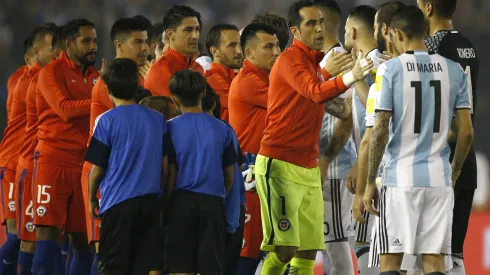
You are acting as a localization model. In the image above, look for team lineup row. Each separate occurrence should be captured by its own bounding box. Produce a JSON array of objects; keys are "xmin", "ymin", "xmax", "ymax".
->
[{"xmin": 0, "ymin": 0, "xmax": 478, "ymax": 275}]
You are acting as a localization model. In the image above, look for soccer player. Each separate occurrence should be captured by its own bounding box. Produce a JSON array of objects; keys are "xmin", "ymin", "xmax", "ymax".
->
[
  {"xmin": 251, "ymin": 12, "xmax": 289, "ymax": 52},
  {"xmin": 32, "ymin": 18, "xmax": 99, "ymax": 274},
  {"xmin": 80, "ymin": 18, "xmax": 149, "ymax": 269},
  {"xmin": 255, "ymin": 0, "xmax": 372, "ymax": 273},
  {"xmin": 144, "ymin": 5, "xmax": 204, "ymax": 97},
  {"xmin": 0, "ymin": 30, "xmax": 36, "ymax": 275},
  {"xmin": 164, "ymin": 70, "xmax": 236, "ymax": 275},
  {"xmin": 5, "ymin": 37, "xmax": 31, "ymax": 121},
  {"xmin": 85, "ymin": 58, "xmax": 166, "ymax": 275},
  {"xmin": 12, "ymin": 25, "xmax": 57, "ymax": 275},
  {"xmin": 320, "ymin": 4, "xmax": 383, "ymax": 275},
  {"xmin": 228, "ymin": 22, "xmax": 281, "ymax": 275},
  {"xmin": 152, "ymin": 23, "xmax": 168, "ymax": 60},
  {"xmin": 204, "ymin": 23, "xmax": 243, "ymax": 122},
  {"xmin": 418, "ymin": 1, "xmax": 480, "ymax": 274},
  {"xmin": 363, "ymin": 6, "xmax": 473, "ymax": 275}
]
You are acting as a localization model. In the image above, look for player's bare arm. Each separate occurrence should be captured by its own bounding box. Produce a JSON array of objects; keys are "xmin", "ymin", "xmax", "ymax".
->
[
  {"xmin": 364, "ymin": 111, "xmax": 391, "ymax": 216},
  {"xmin": 353, "ymin": 127, "xmax": 372, "ymax": 223},
  {"xmin": 223, "ymin": 165, "xmax": 234, "ymax": 193},
  {"xmin": 447, "ymin": 118, "xmax": 458, "ymax": 144},
  {"xmin": 353, "ymin": 80, "xmax": 369, "ymax": 106},
  {"xmin": 325, "ymin": 96, "xmax": 352, "ymax": 120},
  {"xmin": 451, "ymin": 109, "xmax": 474, "ymax": 186},
  {"xmin": 88, "ymin": 164, "xmax": 105, "ymax": 219}
]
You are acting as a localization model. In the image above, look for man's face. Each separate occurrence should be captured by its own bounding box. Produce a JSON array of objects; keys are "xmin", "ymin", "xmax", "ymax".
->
[
  {"xmin": 246, "ymin": 32, "xmax": 281, "ymax": 72},
  {"xmin": 118, "ymin": 31, "xmax": 149, "ymax": 66},
  {"xmin": 215, "ymin": 30, "xmax": 243, "ymax": 70},
  {"xmin": 168, "ymin": 17, "xmax": 200, "ymax": 55},
  {"xmin": 72, "ymin": 26, "xmax": 97, "ymax": 66},
  {"xmin": 344, "ymin": 17, "xmax": 355, "ymax": 53},
  {"xmin": 374, "ymin": 12, "xmax": 387, "ymax": 53},
  {"xmin": 35, "ymin": 34, "xmax": 55, "ymax": 67},
  {"xmin": 293, "ymin": 7, "xmax": 325, "ymax": 51}
]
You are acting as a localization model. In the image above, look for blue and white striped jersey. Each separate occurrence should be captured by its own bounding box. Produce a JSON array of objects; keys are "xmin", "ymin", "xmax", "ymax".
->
[
  {"xmin": 319, "ymin": 45, "xmax": 356, "ymax": 180},
  {"xmin": 375, "ymin": 51, "xmax": 471, "ymax": 187},
  {"xmin": 352, "ymin": 49, "xmax": 383, "ymax": 150}
]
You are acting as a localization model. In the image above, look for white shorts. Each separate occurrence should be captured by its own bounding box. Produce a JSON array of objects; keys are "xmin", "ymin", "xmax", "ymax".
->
[
  {"xmin": 353, "ymin": 211, "xmax": 375, "ymax": 243},
  {"xmin": 378, "ymin": 186, "xmax": 453, "ymax": 255},
  {"xmin": 323, "ymin": 179, "xmax": 354, "ymax": 242}
]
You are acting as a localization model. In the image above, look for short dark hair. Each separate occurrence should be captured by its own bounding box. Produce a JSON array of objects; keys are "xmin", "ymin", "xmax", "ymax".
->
[
  {"xmin": 23, "ymin": 35, "xmax": 34, "ymax": 54},
  {"xmin": 313, "ymin": 0, "xmax": 341, "ymax": 16},
  {"xmin": 168, "ymin": 70, "xmax": 206, "ymax": 107},
  {"xmin": 421, "ymin": 0, "xmax": 456, "ymax": 19},
  {"xmin": 101, "ymin": 58, "xmax": 139, "ymax": 101},
  {"xmin": 349, "ymin": 5, "xmax": 377, "ymax": 30},
  {"xmin": 63, "ymin": 18, "xmax": 95, "ymax": 40},
  {"xmin": 139, "ymin": 96, "xmax": 175, "ymax": 119},
  {"xmin": 132, "ymin": 15, "xmax": 153, "ymax": 40},
  {"xmin": 288, "ymin": 0, "xmax": 318, "ymax": 28},
  {"xmin": 201, "ymin": 83, "xmax": 219, "ymax": 114},
  {"xmin": 251, "ymin": 12, "xmax": 289, "ymax": 51},
  {"xmin": 377, "ymin": 1, "xmax": 406, "ymax": 26},
  {"xmin": 52, "ymin": 25, "xmax": 66, "ymax": 50},
  {"xmin": 31, "ymin": 24, "xmax": 56, "ymax": 47},
  {"xmin": 152, "ymin": 23, "xmax": 165, "ymax": 43},
  {"xmin": 390, "ymin": 6, "xmax": 426, "ymax": 39},
  {"xmin": 110, "ymin": 18, "xmax": 147, "ymax": 42},
  {"xmin": 134, "ymin": 86, "xmax": 152, "ymax": 103},
  {"xmin": 162, "ymin": 5, "xmax": 202, "ymax": 31},
  {"xmin": 240, "ymin": 23, "xmax": 278, "ymax": 51},
  {"xmin": 206, "ymin": 23, "xmax": 239, "ymax": 57}
]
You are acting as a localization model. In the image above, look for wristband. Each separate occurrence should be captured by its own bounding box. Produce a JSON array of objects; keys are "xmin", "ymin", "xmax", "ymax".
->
[{"xmin": 342, "ymin": 71, "xmax": 356, "ymax": 87}]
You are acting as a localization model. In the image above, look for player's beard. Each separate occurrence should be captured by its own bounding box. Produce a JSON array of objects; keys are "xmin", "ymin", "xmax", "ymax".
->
[
  {"xmin": 376, "ymin": 28, "xmax": 387, "ymax": 53},
  {"xmin": 77, "ymin": 51, "xmax": 97, "ymax": 67}
]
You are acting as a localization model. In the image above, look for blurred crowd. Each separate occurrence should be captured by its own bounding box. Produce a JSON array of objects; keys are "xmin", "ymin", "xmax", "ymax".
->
[{"xmin": 1, "ymin": 0, "xmax": 490, "ymax": 208}]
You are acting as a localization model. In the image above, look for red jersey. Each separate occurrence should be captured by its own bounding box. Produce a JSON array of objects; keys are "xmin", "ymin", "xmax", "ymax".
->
[
  {"xmin": 144, "ymin": 47, "xmax": 203, "ymax": 97},
  {"xmin": 204, "ymin": 62, "xmax": 236, "ymax": 122},
  {"xmin": 259, "ymin": 39, "xmax": 348, "ymax": 168},
  {"xmin": 228, "ymin": 60, "xmax": 269, "ymax": 154},
  {"xmin": 0, "ymin": 62, "xmax": 42, "ymax": 171},
  {"xmin": 35, "ymin": 52, "xmax": 99, "ymax": 166},
  {"xmin": 6, "ymin": 66, "xmax": 27, "ymax": 120}
]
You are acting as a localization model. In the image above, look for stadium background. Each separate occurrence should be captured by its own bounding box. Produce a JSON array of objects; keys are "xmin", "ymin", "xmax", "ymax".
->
[{"xmin": 0, "ymin": 0, "xmax": 489, "ymax": 273}]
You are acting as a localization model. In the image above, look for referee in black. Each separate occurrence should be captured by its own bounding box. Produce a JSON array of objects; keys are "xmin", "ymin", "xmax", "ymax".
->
[{"xmin": 418, "ymin": 1, "xmax": 479, "ymax": 274}]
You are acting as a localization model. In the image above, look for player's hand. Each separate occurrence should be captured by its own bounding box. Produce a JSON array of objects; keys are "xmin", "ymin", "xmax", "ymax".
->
[
  {"xmin": 352, "ymin": 194, "xmax": 366, "ymax": 223},
  {"xmin": 352, "ymin": 50, "xmax": 374, "ymax": 81},
  {"xmin": 99, "ymin": 58, "xmax": 108, "ymax": 74},
  {"xmin": 319, "ymin": 156, "xmax": 329, "ymax": 189},
  {"xmin": 451, "ymin": 164, "xmax": 461, "ymax": 187},
  {"xmin": 139, "ymin": 59, "xmax": 154, "ymax": 79},
  {"xmin": 346, "ymin": 163, "xmax": 358, "ymax": 194},
  {"xmin": 325, "ymin": 50, "xmax": 353, "ymax": 77},
  {"xmin": 89, "ymin": 198, "xmax": 101, "ymax": 220},
  {"xmin": 363, "ymin": 183, "xmax": 379, "ymax": 216}
]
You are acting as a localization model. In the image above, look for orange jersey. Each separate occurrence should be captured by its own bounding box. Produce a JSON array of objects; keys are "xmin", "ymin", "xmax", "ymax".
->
[
  {"xmin": 18, "ymin": 70, "xmax": 43, "ymax": 172},
  {"xmin": 144, "ymin": 47, "xmax": 203, "ymax": 97},
  {"xmin": 259, "ymin": 39, "xmax": 348, "ymax": 168},
  {"xmin": 88, "ymin": 75, "xmax": 144, "ymax": 145},
  {"xmin": 6, "ymin": 66, "xmax": 28, "ymax": 120},
  {"xmin": 228, "ymin": 60, "xmax": 269, "ymax": 154},
  {"xmin": 204, "ymin": 62, "xmax": 236, "ymax": 122},
  {"xmin": 35, "ymin": 52, "xmax": 98, "ymax": 166},
  {"xmin": 0, "ymin": 62, "xmax": 42, "ymax": 171}
]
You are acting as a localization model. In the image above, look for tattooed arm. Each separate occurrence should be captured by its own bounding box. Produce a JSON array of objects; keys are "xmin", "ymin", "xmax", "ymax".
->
[
  {"xmin": 325, "ymin": 96, "xmax": 352, "ymax": 120},
  {"xmin": 366, "ymin": 111, "xmax": 391, "ymax": 185}
]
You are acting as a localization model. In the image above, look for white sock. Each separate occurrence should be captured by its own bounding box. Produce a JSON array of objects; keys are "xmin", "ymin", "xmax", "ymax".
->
[
  {"xmin": 355, "ymin": 243, "xmax": 379, "ymax": 275},
  {"xmin": 254, "ymin": 258, "xmax": 264, "ymax": 275},
  {"xmin": 449, "ymin": 254, "xmax": 466, "ymax": 275},
  {"xmin": 325, "ymin": 241, "xmax": 354, "ymax": 275}
]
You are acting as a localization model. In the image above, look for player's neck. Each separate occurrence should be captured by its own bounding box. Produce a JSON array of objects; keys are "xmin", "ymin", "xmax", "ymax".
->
[
  {"xmin": 170, "ymin": 46, "xmax": 192, "ymax": 59},
  {"xmin": 112, "ymin": 98, "xmax": 136, "ymax": 107},
  {"xmin": 429, "ymin": 18, "xmax": 454, "ymax": 36},
  {"xmin": 179, "ymin": 105, "xmax": 203, "ymax": 114},
  {"xmin": 66, "ymin": 51, "xmax": 86, "ymax": 72},
  {"xmin": 403, "ymin": 40, "xmax": 428, "ymax": 53},
  {"xmin": 357, "ymin": 39, "xmax": 377, "ymax": 57},
  {"xmin": 322, "ymin": 36, "xmax": 339, "ymax": 53}
]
